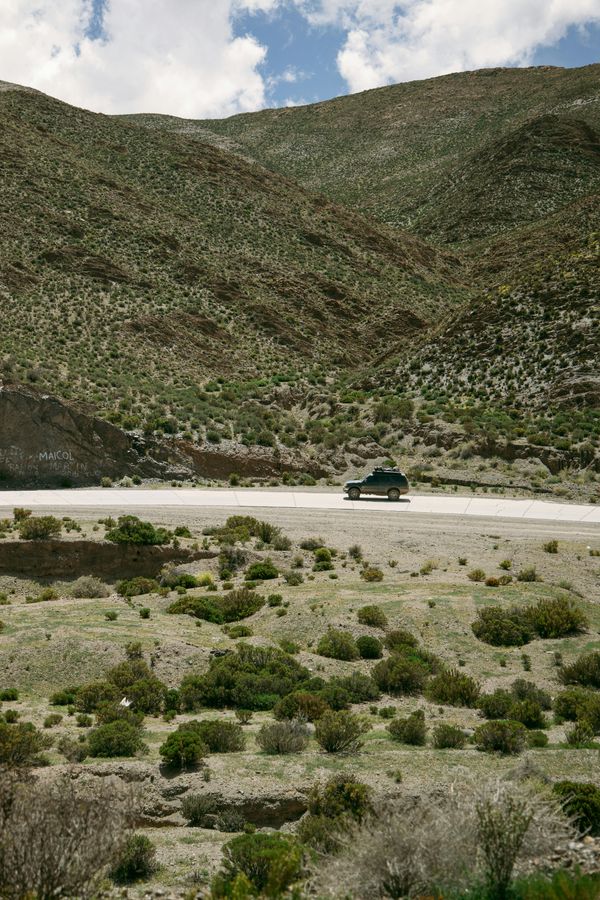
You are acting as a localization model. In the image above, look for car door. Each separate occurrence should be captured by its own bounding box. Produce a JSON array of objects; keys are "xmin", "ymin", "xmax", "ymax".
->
[{"xmin": 362, "ymin": 474, "xmax": 377, "ymax": 495}]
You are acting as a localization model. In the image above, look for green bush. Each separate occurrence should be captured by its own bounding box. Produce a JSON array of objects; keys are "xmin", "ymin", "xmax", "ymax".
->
[
  {"xmin": 510, "ymin": 679, "xmax": 552, "ymax": 710},
  {"xmin": 139, "ymin": 607, "xmax": 151, "ymax": 619},
  {"xmin": 527, "ymin": 596, "xmax": 587, "ymax": 639},
  {"xmin": 50, "ymin": 687, "xmax": 79, "ymax": 706},
  {"xmin": 0, "ymin": 688, "xmax": 18, "ymax": 701},
  {"xmin": 179, "ymin": 644, "xmax": 311, "ymax": 711},
  {"xmin": 159, "ymin": 730, "xmax": 207, "ymax": 769},
  {"xmin": 356, "ymin": 636, "xmax": 383, "ymax": 659},
  {"xmin": 110, "ymin": 834, "xmax": 157, "ymax": 884},
  {"xmin": 168, "ymin": 587, "xmax": 264, "ymax": 624},
  {"xmin": 0, "ymin": 721, "xmax": 52, "ymax": 766},
  {"xmin": 314, "ymin": 547, "xmax": 332, "ymax": 563},
  {"xmin": 317, "ymin": 629, "xmax": 359, "ymax": 661},
  {"xmin": 554, "ymin": 688, "xmax": 593, "ymax": 723},
  {"xmin": 527, "ymin": 730, "xmax": 549, "ymax": 748},
  {"xmin": 432, "ymin": 723, "xmax": 466, "ymax": 749},
  {"xmin": 565, "ymin": 721, "xmax": 595, "ymax": 748},
  {"xmin": 361, "ymin": 566, "xmax": 383, "ymax": 582},
  {"xmin": 559, "ymin": 652, "xmax": 600, "ymax": 689},
  {"xmin": 75, "ymin": 681, "xmax": 120, "ymax": 713},
  {"xmin": 246, "ymin": 560, "xmax": 278, "ymax": 581},
  {"xmin": 426, "ymin": 668, "xmax": 480, "ymax": 707},
  {"xmin": 225, "ymin": 624, "xmax": 253, "ymax": 639},
  {"xmin": 273, "ymin": 691, "xmax": 329, "ymax": 722},
  {"xmin": 509, "ymin": 699, "xmax": 547, "ymax": 730},
  {"xmin": 182, "ymin": 720, "xmax": 245, "ymax": 753},
  {"xmin": 283, "ymin": 570, "xmax": 304, "ymax": 586},
  {"xmin": 553, "ymin": 782, "xmax": 600, "ymax": 836},
  {"xmin": 357, "ymin": 605, "xmax": 388, "ymax": 629},
  {"xmin": 70, "ymin": 576, "xmax": 110, "ymax": 598},
  {"xmin": 331, "ymin": 673, "xmax": 380, "ymax": 703},
  {"xmin": 474, "ymin": 720, "xmax": 527, "ymax": 754},
  {"xmin": 181, "ymin": 793, "xmax": 219, "ymax": 827},
  {"xmin": 517, "ymin": 566, "xmax": 539, "ymax": 583},
  {"xmin": 214, "ymin": 833, "xmax": 303, "ymax": 898},
  {"xmin": 256, "ymin": 719, "xmax": 309, "ymax": 754},
  {"xmin": 106, "ymin": 515, "xmax": 171, "ymax": 545},
  {"xmin": 319, "ymin": 682, "xmax": 350, "ymax": 711},
  {"xmin": 43, "ymin": 713, "xmax": 63, "ymax": 728},
  {"xmin": 18, "ymin": 516, "xmax": 62, "ymax": 540},
  {"xmin": 117, "ymin": 577, "xmax": 159, "ymax": 599},
  {"xmin": 372, "ymin": 655, "xmax": 429, "ymax": 696},
  {"xmin": 384, "ymin": 629, "xmax": 418, "ymax": 652},
  {"xmin": 307, "ymin": 774, "xmax": 373, "ymax": 822},
  {"xmin": 87, "ymin": 721, "xmax": 145, "ymax": 758},
  {"xmin": 471, "ymin": 605, "xmax": 533, "ymax": 647},
  {"xmin": 314, "ymin": 710, "xmax": 370, "ymax": 753},
  {"xmin": 386, "ymin": 710, "xmax": 427, "ymax": 745}
]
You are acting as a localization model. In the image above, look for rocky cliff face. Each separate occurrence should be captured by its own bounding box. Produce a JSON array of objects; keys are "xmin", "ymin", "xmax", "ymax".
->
[{"xmin": 0, "ymin": 382, "xmax": 324, "ymax": 486}]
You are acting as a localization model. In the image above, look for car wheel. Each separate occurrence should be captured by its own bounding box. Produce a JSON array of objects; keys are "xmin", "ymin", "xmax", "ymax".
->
[
  {"xmin": 348, "ymin": 487, "xmax": 361, "ymax": 501},
  {"xmin": 387, "ymin": 488, "xmax": 400, "ymax": 501}
]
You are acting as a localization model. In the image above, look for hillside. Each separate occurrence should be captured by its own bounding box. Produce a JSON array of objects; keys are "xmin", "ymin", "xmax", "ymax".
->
[
  {"xmin": 0, "ymin": 83, "xmax": 465, "ymax": 447},
  {"xmin": 131, "ymin": 65, "xmax": 600, "ymax": 236}
]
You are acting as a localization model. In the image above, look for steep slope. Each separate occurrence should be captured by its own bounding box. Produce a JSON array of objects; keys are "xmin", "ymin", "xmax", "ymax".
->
[
  {"xmin": 129, "ymin": 65, "xmax": 600, "ymax": 234},
  {"xmin": 0, "ymin": 84, "xmax": 465, "ymax": 442}
]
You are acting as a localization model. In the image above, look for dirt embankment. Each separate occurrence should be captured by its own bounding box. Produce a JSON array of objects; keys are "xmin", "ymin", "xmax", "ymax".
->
[
  {"xmin": 0, "ymin": 540, "xmax": 217, "ymax": 579},
  {"xmin": 0, "ymin": 382, "xmax": 325, "ymax": 487}
]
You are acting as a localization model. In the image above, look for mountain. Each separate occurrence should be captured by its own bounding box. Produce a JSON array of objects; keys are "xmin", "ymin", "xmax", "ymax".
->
[
  {"xmin": 0, "ymin": 81, "xmax": 465, "ymax": 446},
  {"xmin": 1, "ymin": 67, "xmax": 598, "ymax": 490}
]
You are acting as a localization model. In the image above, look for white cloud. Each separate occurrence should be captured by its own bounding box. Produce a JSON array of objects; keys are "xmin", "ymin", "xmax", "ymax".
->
[
  {"xmin": 297, "ymin": 0, "xmax": 600, "ymax": 92},
  {"xmin": 0, "ymin": 0, "xmax": 271, "ymax": 117}
]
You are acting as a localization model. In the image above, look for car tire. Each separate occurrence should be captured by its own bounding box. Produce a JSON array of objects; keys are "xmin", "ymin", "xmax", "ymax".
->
[
  {"xmin": 387, "ymin": 488, "xmax": 400, "ymax": 501},
  {"xmin": 348, "ymin": 487, "xmax": 361, "ymax": 501}
]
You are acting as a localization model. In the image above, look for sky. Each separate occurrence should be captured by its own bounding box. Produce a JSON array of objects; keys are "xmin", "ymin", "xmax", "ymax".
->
[{"xmin": 0, "ymin": 1, "xmax": 599, "ymax": 118}]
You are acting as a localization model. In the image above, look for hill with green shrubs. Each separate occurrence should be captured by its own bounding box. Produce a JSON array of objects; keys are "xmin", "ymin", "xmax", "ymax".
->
[{"xmin": 1, "ymin": 66, "xmax": 599, "ymax": 486}]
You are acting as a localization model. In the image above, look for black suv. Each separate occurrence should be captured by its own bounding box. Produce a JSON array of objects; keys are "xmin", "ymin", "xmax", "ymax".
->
[{"xmin": 344, "ymin": 467, "xmax": 409, "ymax": 501}]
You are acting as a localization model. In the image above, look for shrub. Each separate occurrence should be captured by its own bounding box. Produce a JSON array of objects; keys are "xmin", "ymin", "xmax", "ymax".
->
[
  {"xmin": 179, "ymin": 644, "xmax": 311, "ymax": 711},
  {"xmin": 479, "ymin": 690, "xmax": 516, "ymax": 720},
  {"xmin": 88, "ymin": 721, "xmax": 144, "ymax": 758},
  {"xmin": 527, "ymin": 596, "xmax": 587, "ymax": 639},
  {"xmin": 361, "ymin": 566, "xmax": 384, "ymax": 582},
  {"xmin": 471, "ymin": 606, "xmax": 533, "ymax": 647},
  {"xmin": 474, "ymin": 720, "xmax": 527, "ymax": 754},
  {"xmin": 527, "ymin": 730, "xmax": 549, "ymax": 748},
  {"xmin": 432, "ymin": 723, "xmax": 466, "ymax": 749},
  {"xmin": 348, "ymin": 544, "xmax": 363, "ymax": 561},
  {"xmin": 300, "ymin": 537, "xmax": 324, "ymax": 551},
  {"xmin": 117, "ymin": 577, "xmax": 159, "ymax": 599},
  {"xmin": 75, "ymin": 681, "xmax": 120, "ymax": 713},
  {"xmin": 510, "ymin": 679, "xmax": 552, "ymax": 710},
  {"xmin": 0, "ymin": 688, "xmax": 18, "ymax": 701},
  {"xmin": 517, "ymin": 566, "xmax": 539, "ymax": 583},
  {"xmin": 214, "ymin": 833, "xmax": 303, "ymax": 898},
  {"xmin": 70, "ymin": 576, "xmax": 110, "ymax": 598},
  {"xmin": 273, "ymin": 692, "xmax": 329, "ymax": 722},
  {"xmin": 50, "ymin": 687, "xmax": 78, "ymax": 706},
  {"xmin": 168, "ymin": 587, "xmax": 264, "ymax": 624},
  {"xmin": 0, "ymin": 722, "xmax": 52, "ymax": 766},
  {"xmin": 183, "ymin": 720, "xmax": 245, "ymax": 753},
  {"xmin": 384, "ymin": 629, "xmax": 418, "ymax": 651},
  {"xmin": 283, "ymin": 570, "xmax": 304, "ymax": 585},
  {"xmin": 43, "ymin": 713, "xmax": 63, "ymax": 728},
  {"xmin": 246, "ymin": 560, "xmax": 278, "ymax": 581},
  {"xmin": 225, "ymin": 624, "xmax": 253, "ymax": 639},
  {"xmin": 357, "ymin": 605, "xmax": 388, "ymax": 629},
  {"xmin": 544, "ymin": 540, "xmax": 559, "ymax": 554},
  {"xmin": 426, "ymin": 669, "xmax": 480, "ymax": 707},
  {"xmin": 57, "ymin": 735, "xmax": 89, "ymax": 762},
  {"xmin": 468, "ymin": 568, "xmax": 486, "ymax": 583},
  {"xmin": 317, "ymin": 629, "xmax": 359, "ymax": 661},
  {"xmin": 554, "ymin": 688, "xmax": 593, "ymax": 723},
  {"xmin": 559, "ymin": 652, "xmax": 600, "ymax": 689},
  {"xmin": 159, "ymin": 730, "xmax": 207, "ymax": 769},
  {"xmin": 314, "ymin": 710, "xmax": 370, "ymax": 753},
  {"xmin": 105, "ymin": 611, "xmax": 118, "ymax": 621},
  {"xmin": 509, "ymin": 700, "xmax": 547, "ymax": 730},
  {"xmin": 319, "ymin": 682, "xmax": 350, "ymax": 711},
  {"xmin": 387, "ymin": 710, "xmax": 427, "ymax": 746},
  {"xmin": 181, "ymin": 793, "xmax": 219, "ymax": 827},
  {"xmin": 235, "ymin": 709, "xmax": 253, "ymax": 725},
  {"xmin": 139, "ymin": 607, "xmax": 151, "ymax": 619},
  {"xmin": 0, "ymin": 771, "xmax": 133, "ymax": 898},
  {"xmin": 333, "ymin": 672, "xmax": 380, "ymax": 703},
  {"xmin": 314, "ymin": 547, "xmax": 332, "ymax": 563},
  {"xmin": 356, "ymin": 635, "xmax": 383, "ymax": 659},
  {"xmin": 256, "ymin": 719, "xmax": 309, "ymax": 754},
  {"xmin": 565, "ymin": 721, "xmax": 595, "ymax": 747},
  {"xmin": 372, "ymin": 655, "xmax": 429, "ymax": 696},
  {"xmin": 553, "ymin": 782, "xmax": 600, "ymax": 836},
  {"xmin": 307, "ymin": 774, "xmax": 373, "ymax": 822},
  {"xmin": 18, "ymin": 516, "xmax": 62, "ymax": 540},
  {"xmin": 106, "ymin": 515, "xmax": 171, "ymax": 545},
  {"xmin": 110, "ymin": 834, "xmax": 157, "ymax": 884}
]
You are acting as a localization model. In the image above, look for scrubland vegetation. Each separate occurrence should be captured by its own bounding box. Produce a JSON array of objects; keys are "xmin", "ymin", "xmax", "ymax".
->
[{"xmin": 0, "ymin": 506, "xmax": 599, "ymax": 897}]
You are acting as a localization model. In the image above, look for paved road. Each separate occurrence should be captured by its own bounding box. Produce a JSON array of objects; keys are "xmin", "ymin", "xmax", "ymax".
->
[{"xmin": 0, "ymin": 488, "xmax": 599, "ymax": 526}]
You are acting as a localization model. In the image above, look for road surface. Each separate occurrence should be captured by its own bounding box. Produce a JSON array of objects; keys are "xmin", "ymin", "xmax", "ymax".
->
[{"xmin": 0, "ymin": 488, "xmax": 599, "ymax": 526}]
